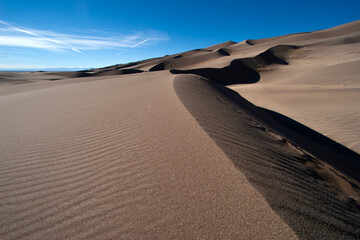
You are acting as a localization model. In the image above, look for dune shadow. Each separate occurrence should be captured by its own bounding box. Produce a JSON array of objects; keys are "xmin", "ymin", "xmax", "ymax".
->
[
  {"xmin": 174, "ymin": 75, "xmax": 360, "ymax": 239},
  {"xmin": 170, "ymin": 62, "xmax": 260, "ymax": 85},
  {"xmin": 170, "ymin": 45, "xmax": 297, "ymax": 85},
  {"xmin": 258, "ymin": 107, "xmax": 360, "ymax": 183},
  {"xmin": 92, "ymin": 68, "xmax": 143, "ymax": 76}
]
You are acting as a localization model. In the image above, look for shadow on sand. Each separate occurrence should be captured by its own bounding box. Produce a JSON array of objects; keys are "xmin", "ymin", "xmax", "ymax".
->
[{"xmin": 174, "ymin": 75, "xmax": 360, "ymax": 239}]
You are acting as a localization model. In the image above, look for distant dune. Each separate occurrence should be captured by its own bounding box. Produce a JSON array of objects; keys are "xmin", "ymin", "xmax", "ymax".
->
[{"xmin": 1, "ymin": 21, "xmax": 360, "ymax": 239}]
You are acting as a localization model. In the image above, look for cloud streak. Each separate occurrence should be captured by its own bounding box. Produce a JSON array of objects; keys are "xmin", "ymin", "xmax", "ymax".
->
[
  {"xmin": 0, "ymin": 20, "xmax": 169, "ymax": 53},
  {"xmin": 130, "ymin": 38, "xmax": 150, "ymax": 48}
]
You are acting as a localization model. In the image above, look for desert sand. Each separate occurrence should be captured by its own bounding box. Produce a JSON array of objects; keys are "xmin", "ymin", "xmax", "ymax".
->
[{"xmin": 1, "ymin": 21, "xmax": 360, "ymax": 239}]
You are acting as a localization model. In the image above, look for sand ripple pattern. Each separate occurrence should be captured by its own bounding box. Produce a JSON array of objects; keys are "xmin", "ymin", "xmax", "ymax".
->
[
  {"xmin": 0, "ymin": 76, "xmax": 169, "ymax": 239},
  {"xmin": 0, "ymin": 73, "xmax": 297, "ymax": 239}
]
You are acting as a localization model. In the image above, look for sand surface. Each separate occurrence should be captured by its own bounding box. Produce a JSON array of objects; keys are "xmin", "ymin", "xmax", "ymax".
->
[
  {"xmin": 0, "ymin": 72, "xmax": 297, "ymax": 239},
  {"xmin": 230, "ymin": 34, "xmax": 360, "ymax": 154},
  {"xmin": 1, "ymin": 20, "xmax": 360, "ymax": 239}
]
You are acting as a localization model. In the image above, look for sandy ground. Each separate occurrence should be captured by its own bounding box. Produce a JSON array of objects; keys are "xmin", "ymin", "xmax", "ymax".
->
[
  {"xmin": 1, "ymin": 20, "xmax": 360, "ymax": 239},
  {"xmin": 0, "ymin": 72, "xmax": 297, "ymax": 239},
  {"xmin": 230, "ymin": 41, "xmax": 360, "ymax": 154}
]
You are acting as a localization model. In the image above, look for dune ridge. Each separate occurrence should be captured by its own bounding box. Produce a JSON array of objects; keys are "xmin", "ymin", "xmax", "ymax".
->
[
  {"xmin": 1, "ymin": 20, "xmax": 360, "ymax": 239},
  {"xmin": 1, "ymin": 72, "xmax": 299, "ymax": 239},
  {"xmin": 170, "ymin": 45, "xmax": 298, "ymax": 85},
  {"xmin": 174, "ymin": 74, "xmax": 360, "ymax": 239}
]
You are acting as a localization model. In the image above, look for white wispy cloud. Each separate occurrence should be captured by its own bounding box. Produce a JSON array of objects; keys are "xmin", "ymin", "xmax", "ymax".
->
[
  {"xmin": 0, "ymin": 20, "xmax": 169, "ymax": 53},
  {"xmin": 130, "ymin": 38, "xmax": 150, "ymax": 48}
]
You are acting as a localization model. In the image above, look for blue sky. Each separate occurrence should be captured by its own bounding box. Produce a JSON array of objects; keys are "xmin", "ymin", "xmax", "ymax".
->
[{"xmin": 0, "ymin": 0, "xmax": 359, "ymax": 70}]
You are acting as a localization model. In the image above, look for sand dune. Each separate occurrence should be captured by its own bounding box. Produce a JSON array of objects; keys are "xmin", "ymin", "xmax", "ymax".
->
[
  {"xmin": 1, "ymin": 20, "xmax": 360, "ymax": 239},
  {"xmin": 0, "ymin": 72, "xmax": 297, "ymax": 239},
  {"xmin": 230, "ymin": 21, "xmax": 360, "ymax": 154},
  {"xmin": 170, "ymin": 45, "xmax": 297, "ymax": 85},
  {"xmin": 174, "ymin": 74, "xmax": 360, "ymax": 239}
]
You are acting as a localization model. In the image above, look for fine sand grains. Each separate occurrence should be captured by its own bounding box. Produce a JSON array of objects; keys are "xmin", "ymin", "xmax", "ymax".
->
[{"xmin": 0, "ymin": 72, "xmax": 296, "ymax": 239}]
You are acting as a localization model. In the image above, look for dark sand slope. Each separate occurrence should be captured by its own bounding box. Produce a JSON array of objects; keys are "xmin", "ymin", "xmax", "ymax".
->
[
  {"xmin": 174, "ymin": 75, "xmax": 360, "ymax": 239},
  {"xmin": 170, "ymin": 45, "xmax": 297, "ymax": 85}
]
